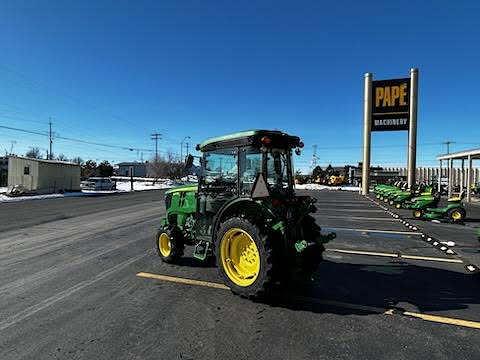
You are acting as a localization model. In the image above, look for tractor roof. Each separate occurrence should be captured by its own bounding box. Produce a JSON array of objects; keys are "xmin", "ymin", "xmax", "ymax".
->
[{"xmin": 197, "ymin": 129, "xmax": 301, "ymax": 152}]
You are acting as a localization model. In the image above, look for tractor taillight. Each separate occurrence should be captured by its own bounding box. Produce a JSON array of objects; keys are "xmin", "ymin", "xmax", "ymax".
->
[
  {"xmin": 261, "ymin": 136, "xmax": 272, "ymax": 145},
  {"xmin": 271, "ymin": 198, "xmax": 282, "ymax": 207}
]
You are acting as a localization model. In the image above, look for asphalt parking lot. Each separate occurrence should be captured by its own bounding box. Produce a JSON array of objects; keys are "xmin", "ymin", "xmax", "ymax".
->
[{"xmin": 1, "ymin": 189, "xmax": 480, "ymax": 359}]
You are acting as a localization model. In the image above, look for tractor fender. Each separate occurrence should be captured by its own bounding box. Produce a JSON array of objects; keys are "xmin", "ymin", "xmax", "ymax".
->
[{"xmin": 211, "ymin": 198, "xmax": 274, "ymax": 243}]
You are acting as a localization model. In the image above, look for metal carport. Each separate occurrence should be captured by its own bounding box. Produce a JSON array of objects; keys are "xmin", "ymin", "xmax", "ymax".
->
[{"xmin": 437, "ymin": 148, "xmax": 480, "ymax": 202}]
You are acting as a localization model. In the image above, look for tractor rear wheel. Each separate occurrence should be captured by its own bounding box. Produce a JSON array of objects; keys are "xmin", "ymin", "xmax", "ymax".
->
[
  {"xmin": 298, "ymin": 215, "xmax": 325, "ymax": 276},
  {"xmin": 215, "ymin": 217, "xmax": 274, "ymax": 298},
  {"xmin": 155, "ymin": 227, "xmax": 184, "ymax": 263},
  {"xmin": 447, "ymin": 208, "xmax": 466, "ymax": 223}
]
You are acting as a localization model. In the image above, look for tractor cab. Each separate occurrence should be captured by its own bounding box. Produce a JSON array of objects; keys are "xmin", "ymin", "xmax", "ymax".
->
[{"xmin": 196, "ymin": 130, "xmax": 300, "ymax": 221}]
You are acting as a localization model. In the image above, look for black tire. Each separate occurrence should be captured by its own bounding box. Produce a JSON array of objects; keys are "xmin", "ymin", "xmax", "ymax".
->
[
  {"xmin": 155, "ymin": 226, "xmax": 184, "ymax": 263},
  {"xmin": 298, "ymin": 215, "xmax": 325, "ymax": 276},
  {"xmin": 215, "ymin": 217, "xmax": 274, "ymax": 298},
  {"xmin": 447, "ymin": 207, "xmax": 466, "ymax": 223},
  {"xmin": 413, "ymin": 209, "xmax": 424, "ymax": 219}
]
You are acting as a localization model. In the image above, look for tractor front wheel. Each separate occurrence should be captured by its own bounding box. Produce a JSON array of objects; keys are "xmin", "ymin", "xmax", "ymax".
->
[
  {"xmin": 447, "ymin": 208, "xmax": 466, "ymax": 223},
  {"xmin": 155, "ymin": 227, "xmax": 184, "ymax": 263},
  {"xmin": 216, "ymin": 217, "xmax": 274, "ymax": 298},
  {"xmin": 413, "ymin": 209, "xmax": 424, "ymax": 219}
]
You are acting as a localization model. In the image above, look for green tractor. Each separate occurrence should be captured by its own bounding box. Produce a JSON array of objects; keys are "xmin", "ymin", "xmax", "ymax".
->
[
  {"xmin": 417, "ymin": 191, "xmax": 467, "ymax": 223},
  {"xmin": 155, "ymin": 130, "xmax": 336, "ymax": 298}
]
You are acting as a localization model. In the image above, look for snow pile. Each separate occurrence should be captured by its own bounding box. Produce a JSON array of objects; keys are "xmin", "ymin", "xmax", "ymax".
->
[
  {"xmin": 115, "ymin": 180, "xmax": 176, "ymax": 192},
  {"xmin": 295, "ymin": 184, "xmax": 360, "ymax": 191},
  {"xmin": 0, "ymin": 187, "xmax": 7, "ymax": 194},
  {"xmin": 0, "ymin": 192, "xmax": 86, "ymax": 203}
]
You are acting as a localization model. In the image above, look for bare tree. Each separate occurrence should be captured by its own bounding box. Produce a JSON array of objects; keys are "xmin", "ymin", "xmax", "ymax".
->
[
  {"xmin": 56, "ymin": 154, "xmax": 69, "ymax": 161},
  {"xmin": 25, "ymin": 147, "xmax": 42, "ymax": 159},
  {"xmin": 71, "ymin": 156, "xmax": 84, "ymax": 165},
  {"xmin": 147, "ymin": 152, "xmax": 184, "ymax": 182}
]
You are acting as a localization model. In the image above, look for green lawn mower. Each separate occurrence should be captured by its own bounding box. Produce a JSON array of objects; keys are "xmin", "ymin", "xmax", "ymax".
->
[
  {"xmin": 390, "ymin": 184, "xmax": 432, "ymax": 209},
  {"xmin": 376, "ymin": 181, "xmax": 407, "ymax": 201},
  {"xmin": 155, "ymin": 130, "xmax": 336, "ymax": 298},
  {"xmin": 405, "ymin": 189, "xmax": 440, "ymax": 217},
  {"xmin": 374, "ymin": 182, "xmax": 400, "ymax": 198},
  {"xmin": 417, "ymin": 191, "xmax": 466, "ymax": 223}
]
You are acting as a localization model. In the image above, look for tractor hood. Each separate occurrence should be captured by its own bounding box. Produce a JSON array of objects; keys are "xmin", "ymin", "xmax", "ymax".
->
[{"xmin": 165, "ymin": 184, "xmax": 198, "ymax": 195}]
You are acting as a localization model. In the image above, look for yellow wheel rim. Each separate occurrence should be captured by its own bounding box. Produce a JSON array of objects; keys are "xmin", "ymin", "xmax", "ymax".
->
[
  {"xmin": 158, "ymin": 232, "xmax": 171, "ymax": 257},
  {"xmin": 452, "ymin": 211, "xmax": 462, "ymax": 220},
  {"xmin": 414, "ymin": 210, "xmax": 422, "ymax": 218},
  {"xmin": 220, "ymin": 228, "xmax": 260, "ymax": 287},
  {"xmin": 396, "ymin": 204, "xmax": 401, "ymax": 208}
]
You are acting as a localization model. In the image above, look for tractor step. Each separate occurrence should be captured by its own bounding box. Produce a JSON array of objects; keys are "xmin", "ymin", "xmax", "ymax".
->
[{"xmin": 193, "ymin": 240, "xmax": 212, "ymax": 261}]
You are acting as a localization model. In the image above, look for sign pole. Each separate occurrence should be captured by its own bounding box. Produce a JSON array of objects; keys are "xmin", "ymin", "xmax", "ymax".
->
[
  {"xmin": 407, "ymin": 68, "xmax": 418, "ymax": 189},
  {"xmin": 362, "ymin": 72, "xmax": 372, "ymax": 195}
]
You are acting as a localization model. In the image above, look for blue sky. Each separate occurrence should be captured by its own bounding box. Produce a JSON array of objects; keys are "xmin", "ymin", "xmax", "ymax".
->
[{"xmin": 0, "ymin": 0, "xmax": 479, "ymax": 172}]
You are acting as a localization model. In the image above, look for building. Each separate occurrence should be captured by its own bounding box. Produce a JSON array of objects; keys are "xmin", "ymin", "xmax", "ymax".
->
[
  {"xmin": 352, "ymin": 166, "xmax": 405, "ymax": 186},
  {"xmin": 117, "ymin": 162, "xmax": 147, "ymax": 177},
  {"xmin": 1, "ymin": 156, "xmax": 81, "ymax": 194}
]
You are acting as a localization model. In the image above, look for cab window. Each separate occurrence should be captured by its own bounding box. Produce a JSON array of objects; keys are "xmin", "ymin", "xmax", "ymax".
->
[
  {"xmin": 203, "ymin": 149, "xmax": 237, "ymax": 189},
  {"xmin": 239, "ymin": 147, "xmax": 262, "ymax": 195}
]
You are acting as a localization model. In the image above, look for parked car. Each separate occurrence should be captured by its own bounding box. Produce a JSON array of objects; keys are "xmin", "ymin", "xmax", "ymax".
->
[{"xmin": 80, "ymin": 177, "xmax": 116, "ymax": 191}]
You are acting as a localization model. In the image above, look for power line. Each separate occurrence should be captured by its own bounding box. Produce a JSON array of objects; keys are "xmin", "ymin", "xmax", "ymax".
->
[{"xmin": 0, "ymin": 123, "xmax": 155, "ymax": 154}]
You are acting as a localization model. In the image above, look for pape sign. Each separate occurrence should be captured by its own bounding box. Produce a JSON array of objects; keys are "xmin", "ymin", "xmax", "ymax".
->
[{"xmin": 371, "ymin": 78, "xmax": 410, "ymax": 131}]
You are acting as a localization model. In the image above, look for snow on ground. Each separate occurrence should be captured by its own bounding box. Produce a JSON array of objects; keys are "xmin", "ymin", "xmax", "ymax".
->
[
  {"xmin": 0, "ymin": 180, "xmax": 191, "ymax": 203},
  {"xmin": 0, "ymin": 187, "xmax": 7, "ymax": 194},
  {"xmin": 0, "ymin": 192, "xmax": 87, "ymax": 203},
  {"xmin": 295, "ymin": 184, "xmax": 360, "ymax": 191},
  {"xmin": 115, "ymin": 180, "xmax": 176, "ymax": 192}
]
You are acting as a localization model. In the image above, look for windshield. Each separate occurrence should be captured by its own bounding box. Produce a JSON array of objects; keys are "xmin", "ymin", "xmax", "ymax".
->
[{"xmin": 202, "ymin": 149, "xmax": 237, "ymax": 188}]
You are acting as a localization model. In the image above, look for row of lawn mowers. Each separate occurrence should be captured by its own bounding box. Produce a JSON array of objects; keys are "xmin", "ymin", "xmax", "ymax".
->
[{"xmin": 374, "ymin": 181, "xmax": 467, "ymax": 223}]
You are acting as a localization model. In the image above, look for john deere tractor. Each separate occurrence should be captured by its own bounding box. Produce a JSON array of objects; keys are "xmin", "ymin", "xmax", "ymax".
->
[{"xmin": 155, "ymin": 130, "xmax": 335, "ymax": 298}]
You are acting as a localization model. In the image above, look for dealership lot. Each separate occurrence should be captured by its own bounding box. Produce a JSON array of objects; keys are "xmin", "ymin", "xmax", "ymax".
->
[{"xmin": 1, "ymin": 190, "xmax": 479, "ymax": 360}]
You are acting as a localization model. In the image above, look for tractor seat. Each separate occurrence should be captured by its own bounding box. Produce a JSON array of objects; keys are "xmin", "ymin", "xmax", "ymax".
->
[{"xmin": 448, "ymin": 191, "xmax": 466, "ymax": 202}]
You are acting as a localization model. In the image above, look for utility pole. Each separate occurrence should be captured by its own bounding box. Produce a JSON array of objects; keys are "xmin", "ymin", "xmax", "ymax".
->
[
  {"xmin": 9, "ymin": 140, "xmax": 16, "ymax": 155},
  {"xmin": 48, "ymin": 118, "xmax": 53, "ymax": 159},
  {"xmin": 186, "ymin": 142, "xmax": 190, "ymax": 157},
  {"xmin": 181, "ymin": 136, "xmax": 191, "ymax": 161},
  {"xmin": 443, "ymin": 141, "xmax": 455, "ymax": 154},
  {"xmin": 151, "ymin": 132, "xmax": 162, "ymax": 161},
  {"xmin": 311, "ymin": 145, "xmax": 318, "ymax": 171}
]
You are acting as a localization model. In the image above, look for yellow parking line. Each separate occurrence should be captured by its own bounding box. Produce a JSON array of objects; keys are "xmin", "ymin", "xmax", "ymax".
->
[
  {"xmin": 401, "ymin": 254, "xmax": 463, "ymax": 263},
  {"xmin": 328, "ymin": 248, "xmax": 397, "ymax": 258},
  {"xmin": 136, "ymin": 272, "xmax": 230, "ymax": 290},
  {"xmin": 137, "ymin": 272, "xmax": 480, "ymax": 330},
  {"xmin": 327, "ymin": 248, "xmax": 463, "ymax": 264},
  {"xmin": 402, "ymin": 312, "xmax": 480, "ymax": 329}
]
